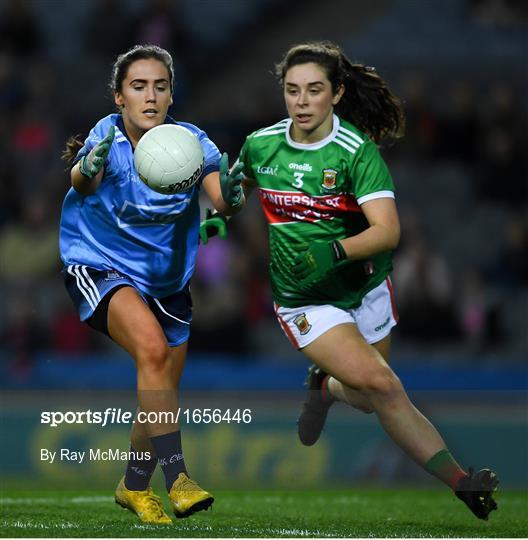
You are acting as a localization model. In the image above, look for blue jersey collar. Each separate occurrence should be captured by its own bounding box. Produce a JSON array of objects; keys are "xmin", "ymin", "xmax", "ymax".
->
[{"xmin": 114, "ymin": 114, "xmax": 178, "ymax": 148}]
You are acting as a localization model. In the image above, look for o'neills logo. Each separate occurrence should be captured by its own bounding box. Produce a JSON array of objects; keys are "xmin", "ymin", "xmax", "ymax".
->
[
  {"xmin": 322, "ymin": 168, "xmax": 338, "ymax": 190},
  {"xmin": 293, "ymin": 313, "xmax": 312, "ymax": 335},
  {"xmin": 167, "ymin": 160, "xmax": 204, "ymax": 193},
  {"xmin": 289, "ymin": 162, "xmax": 312, "ymax": 172}
]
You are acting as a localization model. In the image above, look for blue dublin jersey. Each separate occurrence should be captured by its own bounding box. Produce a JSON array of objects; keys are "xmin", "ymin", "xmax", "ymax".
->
[{"xmin": 60, "ymin": 114, "xmax": 220, "ymax": 297}]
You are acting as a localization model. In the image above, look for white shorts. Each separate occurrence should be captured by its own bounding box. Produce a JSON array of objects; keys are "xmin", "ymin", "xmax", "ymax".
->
[{"xmin": 274, "ymin": 278, "xmax": 398, "ymax": 350}]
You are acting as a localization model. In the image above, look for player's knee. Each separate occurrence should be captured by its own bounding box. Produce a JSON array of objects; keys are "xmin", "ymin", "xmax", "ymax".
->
[
  {"xmin": 364, "ymin": 366, "xmax": 402, "ymax": 402},
  {"xmin": 136, "ymin": 339, "xmax": 170, "ymax": 376},
  {"xmin": 355, "ymin": 403, "xmax": 375, "ymax": 414}
]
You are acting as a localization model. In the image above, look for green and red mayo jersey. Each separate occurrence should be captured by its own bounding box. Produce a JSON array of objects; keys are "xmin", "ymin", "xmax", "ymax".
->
[{"xmin": 238, "ymin": 114, "xmax": 395, "ymax": 309}]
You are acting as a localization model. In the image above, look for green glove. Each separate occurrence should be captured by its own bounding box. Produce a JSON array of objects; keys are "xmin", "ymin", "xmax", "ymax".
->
[
  {"xmin": 292, "ymin": 240, "xmax": 347, "ymax": 282},
  {"xmin": 79, "ymin": 125, "xmax": 115, "ymax": 179},
  {"xmin": 199, "ymin": 208, "xmax": 228, "ymax": 245},
  {"xmin": 219, "ymin": 152, "xmax": 245, "ymax": 208}
]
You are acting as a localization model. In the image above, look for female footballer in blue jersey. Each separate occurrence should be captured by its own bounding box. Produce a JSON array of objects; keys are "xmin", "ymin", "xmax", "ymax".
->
[
  {"xmin": 60, "ymin": 45, "xmax": 244, "ymax": 524},
  {"xmin": 201, "ymin": 41, "xmax": 498, "ymax": 521}
]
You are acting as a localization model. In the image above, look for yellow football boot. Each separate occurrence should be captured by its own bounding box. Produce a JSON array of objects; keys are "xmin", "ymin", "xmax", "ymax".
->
[
  {"xmin": 169, "ymin": 472, "xmax": 214, "ymax": 518},
  {"xmin": 115, "ymin": 477, "xmax": 172, "ymax": 524}
]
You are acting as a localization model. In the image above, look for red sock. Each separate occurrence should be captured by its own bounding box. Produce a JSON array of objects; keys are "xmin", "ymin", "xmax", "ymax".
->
[
  {"xmin": 425, "ymin": 449, "xmax": 467, "ymax": 490},
  {"xmin": 321, "ymin": 374, "xmax": 333, "ymax": 402}
]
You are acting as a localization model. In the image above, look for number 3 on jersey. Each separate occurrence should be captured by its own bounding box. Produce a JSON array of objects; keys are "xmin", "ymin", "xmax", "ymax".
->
[{"xmin": 293, "ymin": 172, "xmax": 304, "ymax": 188}]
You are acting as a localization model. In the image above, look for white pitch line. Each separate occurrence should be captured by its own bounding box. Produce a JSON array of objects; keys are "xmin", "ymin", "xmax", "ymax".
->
[
  {"xmin": 72, "ymin": 495, "xmax": 113, "ymax": 503},
  {"xmin": 0, "ymin": 495, "xmax": 112, "ymax": 505},
  {"xmin": 1, "ymin": 520, "xmax": 79, "ymax": 530},
  {"xmin": 227, "ymin": 525, "xmax": 340, "ymax": 537}
]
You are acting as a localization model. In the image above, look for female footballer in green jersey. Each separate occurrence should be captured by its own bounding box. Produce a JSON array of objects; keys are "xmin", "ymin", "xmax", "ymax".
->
[{"xmin": 201, "ymin": 41, "xmax": 498, "ymax": 520}]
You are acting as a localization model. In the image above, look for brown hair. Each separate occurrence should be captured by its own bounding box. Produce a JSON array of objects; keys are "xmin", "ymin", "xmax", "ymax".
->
[
  {"xmin": 62, "ymin": 44, "xmax": 175, "ymax": 163},
  {"xmin": 275, "ymin": 41, "xmax": 405, "ymax": 144},
  {"xmin": 61, "ymin": 134, "xmax": 84, "ymax": 164},
  {"xmin": 109, "ymin": 44, "xmax": 174, "ymax": 94}
]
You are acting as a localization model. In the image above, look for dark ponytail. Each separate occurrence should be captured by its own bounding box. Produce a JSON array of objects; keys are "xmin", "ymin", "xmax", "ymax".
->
[
  {"xmin": 275, "ymin": 41, "xmax": 405, "ymax": 144},
  {"xmin": 61, "ymin": 134, "xmax": 84, "ymax": 164}
]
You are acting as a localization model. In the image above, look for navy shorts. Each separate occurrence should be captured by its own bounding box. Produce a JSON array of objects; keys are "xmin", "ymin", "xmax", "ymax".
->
[{"xmin": 62, "ymin": 265, "xmax": 192, "ymax": 346}]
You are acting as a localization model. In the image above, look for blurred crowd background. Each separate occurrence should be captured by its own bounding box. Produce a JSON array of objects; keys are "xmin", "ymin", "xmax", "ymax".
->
[{"xmin": 0, "ymin": 0, "xmax": 527, "ymax": 385}]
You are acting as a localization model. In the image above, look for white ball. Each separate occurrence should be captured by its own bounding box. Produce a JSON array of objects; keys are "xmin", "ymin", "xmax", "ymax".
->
[{"xmin": 134, "ymin": 124, "xmax": 204, "ymax": 194}]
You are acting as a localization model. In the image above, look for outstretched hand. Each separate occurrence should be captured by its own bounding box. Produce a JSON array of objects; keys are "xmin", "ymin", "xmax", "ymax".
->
[
  {"xmin": 219, "ymin": 153, "xmax": 245, "ymax": 208},
  {"xmin": 79, "ymin": 125, "xmax": 115, "ymax": 179},
  {"xmin": 199, "ymin": 208, "xmax": 228, "ymax": 245}
]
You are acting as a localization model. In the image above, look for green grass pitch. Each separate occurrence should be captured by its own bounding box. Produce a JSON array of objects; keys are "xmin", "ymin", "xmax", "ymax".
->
[{"xmin": 1, "ymin": 489, "xmax": 526, "ymax": 537}]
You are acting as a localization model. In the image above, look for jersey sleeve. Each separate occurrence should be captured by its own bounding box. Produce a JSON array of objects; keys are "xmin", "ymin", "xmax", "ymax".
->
[
  {"xmin": 351, "ymin": 141, "xmax": 395, "ymax": 205},
  {"xmin": 237, "ymin": 135, "xmax": 255, "ymax": 181},
  {"xmin": 73, "ymin": 118, "xmax": 116, "ymax": 167},
  {"xmin": 72, "ymin": 128, "xmax": 98, "ymax": 165},
  {"xmin": 198, "ymin": 130, "xmax": 221, "ymax": 177},
  {"xmin": 174, "ymin": 121, "xmax": 221, "ymax": 181}
]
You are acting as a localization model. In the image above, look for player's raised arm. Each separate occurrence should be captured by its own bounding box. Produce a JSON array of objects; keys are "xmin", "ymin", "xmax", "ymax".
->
[
  {"xmin": 70, "ymin": 126, "xmax": 115, "ymax": 195},
  {"xmin": 202, "ymin": 153, "xmax": 246, "ymax": 216}
]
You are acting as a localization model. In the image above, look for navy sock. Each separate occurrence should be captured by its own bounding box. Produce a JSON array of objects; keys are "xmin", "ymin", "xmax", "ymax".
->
[
  {"xmin": 124, "ymin": 446, "xmax": 158, "ymax": 491},
  {"xmin": 150, "ymin": 430, "xmax": 187, "ymax": 491}
]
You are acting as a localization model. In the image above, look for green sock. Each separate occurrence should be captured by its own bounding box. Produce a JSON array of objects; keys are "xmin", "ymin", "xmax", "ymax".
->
[{"xmin": 425, "ymin": 449, "xmax": 467, "ymax": 490}]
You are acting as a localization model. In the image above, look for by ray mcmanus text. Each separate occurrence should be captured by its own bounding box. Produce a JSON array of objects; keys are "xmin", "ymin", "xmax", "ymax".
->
[{"xmin": 40, "ymin": 447, "xmax": 157, "ymax": 465}]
